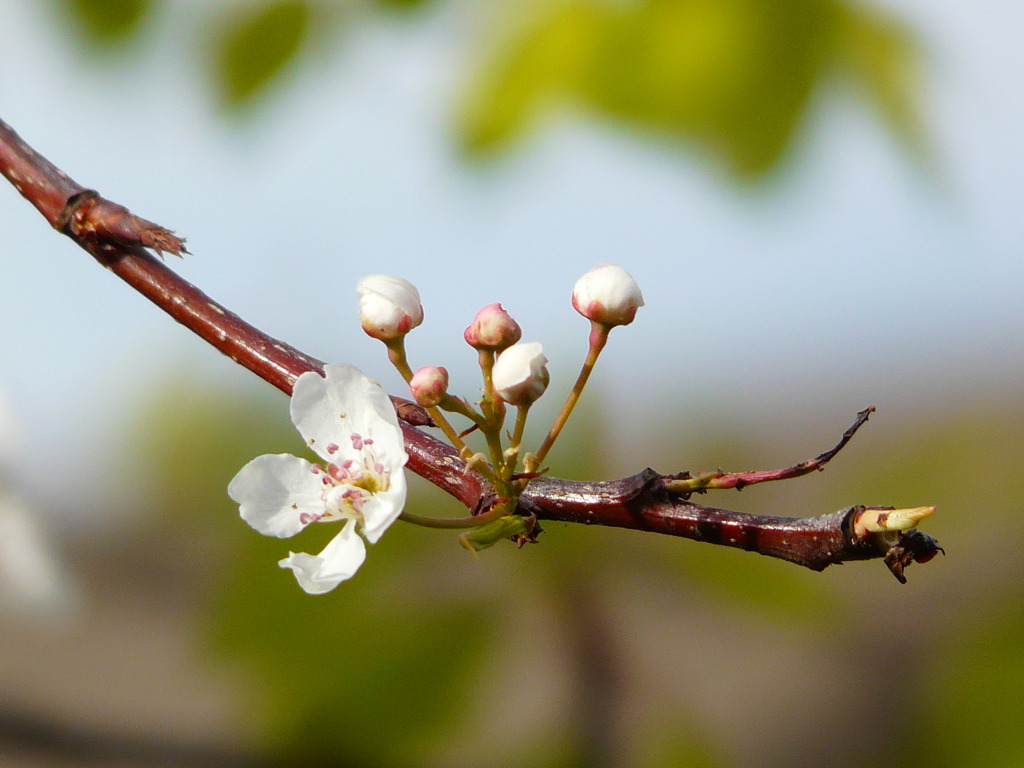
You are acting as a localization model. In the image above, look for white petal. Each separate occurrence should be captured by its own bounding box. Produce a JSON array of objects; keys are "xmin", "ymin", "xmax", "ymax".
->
[
  {"xmin": 279, "ymin": 521, "xmax": 366, "ymax": 594},
  {"xmin": 357, "ymin": 276, "xmax": 424, "ymax": 340},
  {"xmin": 228, "ymin": 454, "xmax": 325, "ymax": 538},
  {"xmin": 290, "ymin": 365, "xmax": 407, "ymax": 465},
  {"xmin": 572, "ymin": 263, "xmax": 644, "ymax": 326},
  {"xmin": 357, "ymin": 275, "xmax": 423, "ymax": 323},
  {"xmin": 492, "ymin": 342, "xmax": 549, "ymax": 405},
  {"xmin": 360, "ymin": 468, "xmax": 407, "ymax": 544}
]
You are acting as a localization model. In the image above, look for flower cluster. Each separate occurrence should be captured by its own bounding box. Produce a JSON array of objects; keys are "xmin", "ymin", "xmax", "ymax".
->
[{"xmin": 229, "ymin": 265, "xmax": 643, "ymax": 593}]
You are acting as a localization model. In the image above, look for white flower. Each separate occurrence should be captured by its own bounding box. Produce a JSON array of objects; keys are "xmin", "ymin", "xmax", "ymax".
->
[
  {"xmin": 492, "ymin": 342, "xmax": 549, "ymax": 406},
  {"xmin": 228, "ymin": 364, "xmax": 408, "ymax": 594},
  {"xmin": 357, "ymin": 275, "xmax": 424, "ymax": 341},
  {"xmin": 572, "ymin": 263, "xmax": 645, "ymax": 326}
]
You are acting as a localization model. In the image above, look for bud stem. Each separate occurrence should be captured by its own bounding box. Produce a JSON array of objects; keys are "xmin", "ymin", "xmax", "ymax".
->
[
  {"xmin": 533, "ymin": 321, "xmax": 610, "ymax": 466},
  {"xmin": 502, "ymin": 404, "xmax": 532, "ymax": 481},
  {"xmin": 385, "ymin": 339, "xmax": 497, "ymax": 483},
  {"xmin": 399, "ymin": 497, "xmax": 515, "ymax": 529}
]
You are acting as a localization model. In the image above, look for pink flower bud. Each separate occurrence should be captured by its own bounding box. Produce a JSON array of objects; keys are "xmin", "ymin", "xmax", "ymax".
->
[
  {"xmin": 464, "ymin": 303, "xmax": 522, "ymax": 351},
  {"xmin": 409, "ymin": 366, "xmax": 449, "ymax": 408},
  {"xmin": 357, "ymin": 275, "xmax": 424, "ymax": 341},
  {"xmin": 492, "ymin": 342, "xmax": 549, "ymax": 406},
  {"xmin": 571, "ymin": 264, "xmax": 644, "ymax": 327}
]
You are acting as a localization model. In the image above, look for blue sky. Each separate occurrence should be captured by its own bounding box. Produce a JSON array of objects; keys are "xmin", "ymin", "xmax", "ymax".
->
[{"xmin": 0, "ymin": 0, "xmax": 1021, "ymax": 504}]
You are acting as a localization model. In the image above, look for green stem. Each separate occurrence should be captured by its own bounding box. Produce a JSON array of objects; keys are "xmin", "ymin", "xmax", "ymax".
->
[
  {"xmin": 438, "ymin": 394, "xmax": 486, "ymax": 427},
  {"xmin": 532, "ymin": 321, "xmax": 610, "ymax": 466},
  {"xmin": 471, "ymin": 347, "xmax": 512, "ymax": 482},
  {"xmin": 386, "ymin": 340, "xmax": 497, "ymax": 483},
  {"xmin": 502, "ymin": 404, "xmax": 531, "ymax": 481},
  {"xmin": 399, "ymin": 499, "xmax": 513, "ymax": 529}
]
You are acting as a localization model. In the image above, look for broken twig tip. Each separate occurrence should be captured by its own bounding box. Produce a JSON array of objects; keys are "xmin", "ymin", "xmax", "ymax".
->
[
  {"xmin": 884, "ymin": 528, "xmax": 945, "ymax": 584},
  {"xmin": 143, "ymin": 228, "xmax": 188, "ymax": 259}
]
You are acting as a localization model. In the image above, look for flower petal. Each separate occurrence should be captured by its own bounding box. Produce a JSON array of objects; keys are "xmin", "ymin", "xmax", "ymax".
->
[
  {"xmin": 228, "ymin": 454, "xmax": 325, "ymax": 538},
  {"xmin": 279, "ymin": 521, "xmax": 366, "ymax": 594},
  {"xmin": 356, "ymin": 275, "xmax": 424, "ymax": 341},
  {"xmin": 290, "ymin": 364, "xmax": 407, "ymax": 466},
  {"xmin": 572, "ymin": 263, "xmax": 644, "ymax": 326},
  {"xmin": 492, "ymin": 342, "xmax": 549, "ymax": 405},
  {"xmin": 360, "ymin": 468, "xmax": 407, "ymax": 544}
]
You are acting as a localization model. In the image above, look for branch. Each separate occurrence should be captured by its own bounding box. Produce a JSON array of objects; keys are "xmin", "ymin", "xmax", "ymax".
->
[
  {"xmin": 663, "ymin": 406, "xmax": 875, "ymax": 495},
  {"xmin": 0, "ymin": 117, "xmax": 942, "ymax": 581}
]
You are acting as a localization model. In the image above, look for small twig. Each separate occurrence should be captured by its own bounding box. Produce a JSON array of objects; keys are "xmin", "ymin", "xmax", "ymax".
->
[{"xmin": 663, "ymin": 407, "xmax": 875, "ymax": 496}]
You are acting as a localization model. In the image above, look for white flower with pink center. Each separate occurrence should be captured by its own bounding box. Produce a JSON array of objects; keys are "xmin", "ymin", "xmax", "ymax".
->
[{"xmin": 228, "ymin": 364, "xmax": 408, "ymax": 594}]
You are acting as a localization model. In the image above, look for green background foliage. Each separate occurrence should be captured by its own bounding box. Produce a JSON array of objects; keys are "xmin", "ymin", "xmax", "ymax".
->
[
  {"xmin": 457, "ymin": 0, "xmax": 921, "ymax": 177},
  {"xmin": 53, "ymin": 0, "xmax": 920, "ymax": 179},
  {"xmin": 121, "ymin": 374, "xmax": 1024, "ymax": 767}
]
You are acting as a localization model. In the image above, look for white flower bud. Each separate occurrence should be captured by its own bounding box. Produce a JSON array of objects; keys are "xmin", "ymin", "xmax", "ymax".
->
[
  {"xmin": 409, "ymin": 366, "xmax": 449, "ymax": 408},
  {"xmin": 464, "ymin": 303, "xmax": 522, "ymax": 351},
  {"xmin": 357, "ymin": 275, "xmax": 424, "ymax": 341},
  {"xmin": 492, "ymin": 342, "xmax": 549, "ymax": 406},
  {"xmin": 571, "ymin": 263, "xmax": 644, "ymax": 327}
]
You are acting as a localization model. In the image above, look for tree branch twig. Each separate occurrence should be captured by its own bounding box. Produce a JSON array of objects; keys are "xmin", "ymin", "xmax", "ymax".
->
[
  {"xmin": 0, "ymin": 116, "xmax": 942, "ymax": 581},
  {"xmin": 663, "ymin": 406, "xmax": 875, "ymax": 496}
]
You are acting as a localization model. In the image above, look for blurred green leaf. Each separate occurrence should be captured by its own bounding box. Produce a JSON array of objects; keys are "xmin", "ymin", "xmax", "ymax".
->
[
  {"xmin": 590, "ymin": 0, "xmax": 839, "ymax": 177},
  {"xmin": 458, "ymin": 0, "xmax": 922, "ymax": 179},
  {"xmin": 213, "ymin": 0, "xmax": 313, "ymax": 109},
  {"xmin": 376, "ymin": 0, "xmax": 431, "ymax": 9},
  {"xmin": 62, "ymin": 0, "xmax": 152, "ymax": 43},
  {"xmin": 458, "ymin": 2, "xmax": 605, "ymax": 153},
  {"xmin": 838, "ymin": 3, "xmax": 925, "ymax": 151}
]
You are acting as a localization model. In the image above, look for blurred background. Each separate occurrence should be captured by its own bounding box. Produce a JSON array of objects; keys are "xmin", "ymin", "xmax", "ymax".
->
[{"xmin": 0, "ymin": 0, "xmax": 1022, "ymax": 765}]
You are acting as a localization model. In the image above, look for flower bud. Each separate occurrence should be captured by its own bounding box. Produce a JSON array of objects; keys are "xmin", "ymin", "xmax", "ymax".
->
[
  {"xmin": 357, "ymin": 275, "xmax": 424, "ymax": 341},
  {"xmin": 571, "ymin": 263, "xmax": 644, "ymax": 327},
  {"xmin": 492, "ymin": 342, "xmax": 549, "ymax": 406},
  {"xmin": 464, "ymin": 303, "xmax": 522, "ymax": 351},
  {"xmin": 409, "ymin": 366, "xmax": 449, "ymax": 408}
]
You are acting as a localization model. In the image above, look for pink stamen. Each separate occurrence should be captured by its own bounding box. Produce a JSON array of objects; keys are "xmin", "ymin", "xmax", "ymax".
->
[
  {"xmin": 326, "ymin": 442, "xmax": 340, "ymax": 455},
  {"xmin": 342, "ymin": 488, "xmax": 366, "ymax": 514}
]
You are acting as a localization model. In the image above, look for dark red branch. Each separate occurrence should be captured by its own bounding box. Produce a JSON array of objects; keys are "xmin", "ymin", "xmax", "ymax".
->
[
  {"xmin": 527, "ymin": 471, "xmax": 883, "ymax": 570},
  {"xmin": 666, "ymin": 407, "xmax": 875, "ymax": 495},
  {"xmin": 0, "ymin": 116, "xmax": 941, "ymax": 580}
]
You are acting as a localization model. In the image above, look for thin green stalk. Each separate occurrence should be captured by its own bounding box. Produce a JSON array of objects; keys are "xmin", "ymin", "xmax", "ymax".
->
[
  {"xmin": 532, "ymin": 321, "xmax": 609, "ymax": 466},
  {"xmin": 386, "ymin": 340, "xmax": 498, "ymax": 483},
  {"xmin": 502, "ymin": 405, "xmax": 531, "ymax": 481},
  {"xmin": 399, "ymin": 499, "xmax": 514, "ymax": 529}
]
